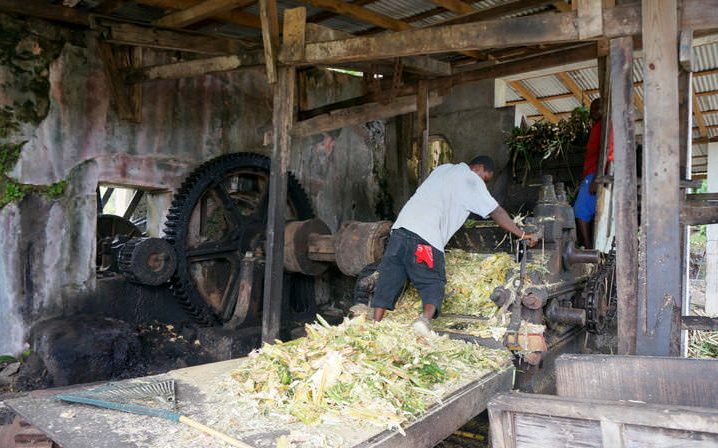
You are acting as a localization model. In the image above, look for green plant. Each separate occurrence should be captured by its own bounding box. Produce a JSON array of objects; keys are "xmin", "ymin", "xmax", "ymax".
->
[
  {"xmin": 44, "ymin": 179, "xmax": 67, "ymax": 199},
  {"xmin": 506, "ymin": 106, "xmax": 591, "ymax": 185}
]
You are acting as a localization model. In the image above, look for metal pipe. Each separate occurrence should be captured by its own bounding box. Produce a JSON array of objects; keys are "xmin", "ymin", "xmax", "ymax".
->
[{"xmin": 545, "ymin": 299, "xmax": 586, "ymax": 326}]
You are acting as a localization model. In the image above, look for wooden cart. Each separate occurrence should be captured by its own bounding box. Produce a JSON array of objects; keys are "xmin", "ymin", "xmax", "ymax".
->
[{"xmin": 488, "ymin": 354, "xmax": 718, "ymax": 448}]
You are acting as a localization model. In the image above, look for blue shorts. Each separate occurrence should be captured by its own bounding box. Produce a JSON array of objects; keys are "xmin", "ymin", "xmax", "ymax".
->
[
  {"xmin": 574, "ymin": 173, "xmax": 597, "ymax": 222},
  {"xmin": 371, "ymin": 228, "xmax": 446, "ymax": 317}
]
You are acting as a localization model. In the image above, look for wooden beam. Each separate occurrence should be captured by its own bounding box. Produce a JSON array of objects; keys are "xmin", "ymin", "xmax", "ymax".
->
[
  {"xmin": 283, "ymin": 7, "xmax": 307, "ymax": 63},
  {"xmin": 610, "ymin": 35, "xmax": 637, "ymax": 355},
  {"xmin": 307, "ymin": 0, "xmax": 378, "ymax": 24},
  {"xmin": 637, "ymin": 0, "xmax": 681, "ymax": 356},
  {"xmin": 556, "ymin": 71, "xmax": 591, "ymax": 107},
  {"xmin": 262, "ymin": 67, "xmax": 294, "ymax": 344},
  {"xmin": 417, "ymin": 80, "xmax": 430, "ymax": 182},
  {"xmin": 0, "ymin": 0, "xmax": 89, "ymax": 25},
  {"xmin": 154, "ymin": 0, "xmax": 257, "ymax": 28},
  {"xmin": 509, "ymin": 80, "xmax": 559, "ymax": 123},
  {"xmin": 436, "ymin": 0, "xmax": 555, "ymax": 26},
  {"xmin": 292, "ymin": 93, "xmax": 443, "ymax": 136},
  {"xmin": 310, "ymin": 43, "xmax": 598, "ymax": 119},
  {"xmin": 301, "ymin": 0, "xmax": 413, "ymax": 31},
  {"xmin": 259, "ymin": 0, "xmax": 280, "ymax": 83},
  {"xmin": 426, "ymin": 0, "xmax": 474, "ymax": 15},
  {"xmin": 694, "ymin": 94, "xmax": 709, "ymax": 138},
  {"xmin": 125, "ymin": 52, "xmax": 264, "ymax": 82},
  {"xmin": 262, "ymin": 8, "xmax": 301, "ymax": 343},
  {"xmin": 577, "ymin": 0, "xmax": 603, "ymax": 39},
  {"xmin": 293, "ymin": 2, "xmax": 718, "ymax": 66},
  {"xmin": 303, "ymin": 23, "xmax": 452, "ymax": 76},
  {"xmin": 135, "ymin": 0, "xmax": 261, "ymax": 29},
  {"xmin": 95, "ymin": 0, "xmax": 130, "ymax": 14},
  {"xmin": 96, "ymin": 41, "xmax": 137, "ymax": 122},
  {"xmin": 681, "ymin": 199, "xmax": 718, "ymax": 225},
  {"xmin": 93, "ymin": 18, "xmax": 249, "ymax": 55},
  {"xmin": 299, "ymin": 0, "xmax": 484, "ymax": 60},
  {"xmin": 679, "ymin": 29, "xmax": 694, "ymax": 72},
  {"xmin": 682, "ymin": 316, "xmax": 718, "ymax": 330},
  {"xmin": 296, "ymin": 11, "xmax": 580, "ymax": 65}
]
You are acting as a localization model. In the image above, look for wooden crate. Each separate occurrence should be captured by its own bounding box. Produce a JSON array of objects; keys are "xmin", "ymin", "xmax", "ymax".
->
[{"xmin": 488, "ymin": 355, "xmax": 718, "ymax": 447}]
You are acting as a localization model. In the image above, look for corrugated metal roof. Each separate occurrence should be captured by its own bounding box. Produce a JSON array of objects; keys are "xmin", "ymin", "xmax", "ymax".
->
[
  {"xmin": 366, "ymin": 0, "xmax": 439, "ymax": 21},
  {"xmin": 693, "ymin": 42, "xmax": 718, "ymax": 72},
  {"xmin": 510, "ymin": 39, "xmax": 718, "ymax": 158}
]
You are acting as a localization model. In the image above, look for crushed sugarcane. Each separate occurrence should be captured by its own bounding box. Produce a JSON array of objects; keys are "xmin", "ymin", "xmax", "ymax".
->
[
  {"xmin": 389, "ymin": 250, "xmax": 546, "ymax": 341},
  {"xmin": 230, "ymin": 315, "xmax": 511, "ymax": 433},
  {"xmin": 229, "ymin": 249, "xmax": 545, "ymax": 433}
]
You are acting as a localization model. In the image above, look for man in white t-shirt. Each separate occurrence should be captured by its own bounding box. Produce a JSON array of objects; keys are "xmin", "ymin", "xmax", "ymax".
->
[{"xmin": 371, "ymin": 155, "xmax": 538, "ymax": 336}]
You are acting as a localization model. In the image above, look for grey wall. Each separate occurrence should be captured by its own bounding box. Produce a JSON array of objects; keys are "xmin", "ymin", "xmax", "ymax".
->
[{"xmin": 0, "ymin": 14, "xmax": 387, "ymax": 355}]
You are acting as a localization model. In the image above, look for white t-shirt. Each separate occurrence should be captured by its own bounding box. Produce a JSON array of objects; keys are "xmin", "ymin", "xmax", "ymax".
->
[{"xmin": 392, "ymin": 163, "xmax": 499, "ymax": 251}]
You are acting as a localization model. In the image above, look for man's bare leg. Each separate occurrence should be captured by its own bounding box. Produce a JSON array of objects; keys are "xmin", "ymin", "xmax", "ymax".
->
[
  {"xmin": 373, "ymin": 307, "xmax": 386, "ymax": 322},
  {"xmin": 422, "ymin": 304, "xmax": 436, "ymax": 320},
  {"xmin": 576, "ymin": 219, "xmax": 593, "ymax": 249}
]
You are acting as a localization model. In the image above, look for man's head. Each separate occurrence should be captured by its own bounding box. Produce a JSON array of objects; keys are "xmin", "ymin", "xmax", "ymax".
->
[
  {"xmin": 590, "ymin": 98, "xmax": 603, "ymax": 123},
  {"xmin": 468, "ymin": 155, "xmax": 495, "ymax": 183}
]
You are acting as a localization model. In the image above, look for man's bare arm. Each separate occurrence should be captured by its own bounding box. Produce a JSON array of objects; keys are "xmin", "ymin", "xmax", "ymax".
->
[{"xmin": 489, "ymin": 206, "xmax": 538, "ymax": 246}]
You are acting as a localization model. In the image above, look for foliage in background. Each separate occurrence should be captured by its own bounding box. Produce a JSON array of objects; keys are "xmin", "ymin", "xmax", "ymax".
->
[
  {"xmin": 690, "ymin": 180, "xmax": 709, "ymax": 251},
  {"xmin": 505, "ymin": 106, "xmax": 591, "ymax": 185},
  {"xmin": 688, "ymin": 330, "xmax": 718, "ymax": 359}
]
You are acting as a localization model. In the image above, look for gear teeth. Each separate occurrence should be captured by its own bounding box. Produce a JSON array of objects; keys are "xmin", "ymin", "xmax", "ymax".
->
[{"xmin": 161, "ymin": 152, "xmax": 313, "ymax": 326}]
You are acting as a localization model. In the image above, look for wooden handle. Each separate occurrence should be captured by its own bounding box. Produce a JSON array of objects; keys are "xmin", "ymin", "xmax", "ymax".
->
[{"xmin": 179, "ymin": 415, "xmax": 254, "ymax": 448}]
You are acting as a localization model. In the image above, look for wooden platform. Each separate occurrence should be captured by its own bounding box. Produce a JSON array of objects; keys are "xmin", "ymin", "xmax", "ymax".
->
[{"xmin": 7, "ymin": 359, "xmax": 514, "ymax": 448}]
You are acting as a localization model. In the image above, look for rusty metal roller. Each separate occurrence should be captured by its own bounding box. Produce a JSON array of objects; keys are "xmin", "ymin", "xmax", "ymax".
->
[{"xmin": 334, "ymin": 221, "xmax": 392, "ymax": 276}]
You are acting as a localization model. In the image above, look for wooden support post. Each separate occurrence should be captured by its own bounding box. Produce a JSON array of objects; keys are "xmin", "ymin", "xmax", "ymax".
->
[
  {"xmin": 637, "ymin": 0, "xmax": 681, "ymax": 356},
  {"xmin": 261, "ymin": 10, "xmax": 300, "ymax": 344},
  {"xmin": 262, "ymin": 67, "xmax": 295, "ymax": 344},
  {"xmin": 610, "ymin": 36, "xmax": 637, "ymax": 355},
  {"xmin": 678, "ymin": 27, "xmax": 693, "ymax": 354},
  {"xmin": 577, "ymin": 0, "xmax": 603, "ymax": 39},
  {"xmin": 417, "ymin": 80, "xmax": 430, "ymax": 182},
  {"xmin": 259, "ymin": 0, "xmax": 280, "ymax": 83}
]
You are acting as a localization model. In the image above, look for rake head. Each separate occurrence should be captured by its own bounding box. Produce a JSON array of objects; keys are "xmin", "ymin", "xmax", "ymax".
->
[{"xmin": 58, "ymin": 379, "xmax": 177, "ymax": 411}]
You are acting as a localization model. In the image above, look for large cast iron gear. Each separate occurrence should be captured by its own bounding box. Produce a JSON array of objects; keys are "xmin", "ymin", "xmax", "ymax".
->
[
  {"xmin": 163, "ymin": 153, "xmax": 313, "ymax": 325},
  {"xmin": 585, "ymin": 243, "xmax": 617, "ymax": 334}
]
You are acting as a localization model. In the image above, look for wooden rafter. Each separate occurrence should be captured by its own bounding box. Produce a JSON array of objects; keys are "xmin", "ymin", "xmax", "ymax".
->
[
  {"xmin": 633, "ymin": 91, "xmax": 644, "ymax": 116},
  {"xmin": 135, "ymin": 0, "xmax": 261, "ymax": 29},
  {"xmin": 426, "ymin": 0, "xmax": 474, "ymax": 15},
  {"xmin": 693, "ymin": 94, "xmax": 709, "ymax": 138},
  {"xmin": 94, "ymin": 0, "xmax": 130, "ymax": 14},
  {"xmin": 437, "ymin": 0, "xmax": 555, "ymax": 26},
  {"xmin": 556, "ymin": 71, "xmax": 591, "ymax": 106},
  {"xmin": 509, "ymin": 80, "xmax": 559, "ymax": 123},
  {"xmin": 154, "ymin": 0, "xmax": 257, "ymax": 28},
  {"xmin": 297, "ymin": 0, "xmax": 486, "ymax": 59},
  {"xmin": 308, "ymin": 0, "xmax": 378, "ymax": 23}
]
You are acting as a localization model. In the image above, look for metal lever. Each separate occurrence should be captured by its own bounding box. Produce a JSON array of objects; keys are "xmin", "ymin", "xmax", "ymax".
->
[{"xmin": 504, "ymin": 239, "xmax": 528, "ymax": 351}]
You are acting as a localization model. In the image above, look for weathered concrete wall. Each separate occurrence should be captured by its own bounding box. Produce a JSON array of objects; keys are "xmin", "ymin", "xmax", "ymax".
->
[
  {"xmin": 384, "ymin": 80, "xmax": 516, "ymax": 212},
  {"xmin": 430, "ymin": 80, "xmax": 515, "ymax": 173},
  {"xmin": 0, "ymin": 14, "xmax": 388, "ymax": 355}
]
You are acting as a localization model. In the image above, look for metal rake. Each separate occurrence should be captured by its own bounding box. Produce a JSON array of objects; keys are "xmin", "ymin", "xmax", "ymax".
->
[{"xmin": 55, "ymin": 379, "xmax": 251, "ymax": 448}]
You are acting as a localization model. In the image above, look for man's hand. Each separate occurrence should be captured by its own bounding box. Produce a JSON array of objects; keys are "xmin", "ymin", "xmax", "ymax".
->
[
  {"xmin": 589, "ymin": 178, "xmax": 599, "ymax": 195},
  {"xmin": 521, "ymin": 232, "xmax": 539, "ymax": 247}
]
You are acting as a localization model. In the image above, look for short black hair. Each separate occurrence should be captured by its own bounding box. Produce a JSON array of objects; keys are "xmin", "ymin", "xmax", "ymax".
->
[{"xmin": 468, "ymin": 155, "xmax": 495, "ymax": 172}]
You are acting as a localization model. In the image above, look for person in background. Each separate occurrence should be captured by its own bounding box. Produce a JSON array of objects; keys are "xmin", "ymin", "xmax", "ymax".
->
[
  {"xmin": 370, "ymin": 155, "xmax": 538, "ymax": 337},
  {"xmin": 574, "ymin": 98, "xmax": 614, "ymax": 249}
]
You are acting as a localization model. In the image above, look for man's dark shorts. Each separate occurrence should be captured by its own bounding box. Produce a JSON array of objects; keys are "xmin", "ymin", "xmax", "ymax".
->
[{"xmin": 371, "ymin": 228, "xmax": 446, "ymax": 317}]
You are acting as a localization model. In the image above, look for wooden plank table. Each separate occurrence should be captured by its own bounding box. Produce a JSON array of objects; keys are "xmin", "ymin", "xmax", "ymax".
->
[{"xmin": 7, "ymin": 359, "xmax": 514, "ymax": 448}]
